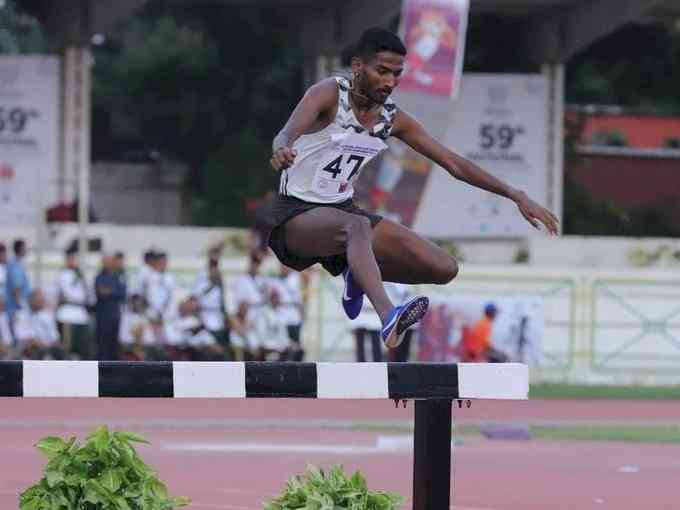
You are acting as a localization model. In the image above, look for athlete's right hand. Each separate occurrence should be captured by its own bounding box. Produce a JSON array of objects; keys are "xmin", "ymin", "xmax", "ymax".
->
[{"xmin": 270, "ymin": 147, "xmax": 297, "ymax": 171}]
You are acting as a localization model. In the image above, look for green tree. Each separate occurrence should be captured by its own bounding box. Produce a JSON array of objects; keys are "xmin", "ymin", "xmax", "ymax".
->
[
  {"xmin": 91, "ymin": 1, "xmax": 302, "ymax": 226},
  {"xmin": 566, "ymin": 22, "xmax": 680, "ymax": 112},
  {"xmin": 192, "ymin": 130, "xmax": 278, "ymax": 227},
  {"xmin": 0, "ymin": 0, "xmax": 48, "ymax": 55}
]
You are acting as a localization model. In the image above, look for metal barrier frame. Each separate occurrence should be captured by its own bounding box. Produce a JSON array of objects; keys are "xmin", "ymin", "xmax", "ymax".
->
[{"xmin": 0, "ymin": 360, "xmax": 528, "ymax": 510}]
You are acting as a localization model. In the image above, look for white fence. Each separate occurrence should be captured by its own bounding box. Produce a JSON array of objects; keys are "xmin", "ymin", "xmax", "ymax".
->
[{"xmin": 5, "ymin": 225, "xmax": 680, "ymax": 386}]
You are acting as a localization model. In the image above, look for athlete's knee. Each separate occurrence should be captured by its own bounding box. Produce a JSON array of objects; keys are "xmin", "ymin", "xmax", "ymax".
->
[
  {"xmin": 432, "ymin": 255, "xmax": 458, "ymax": 284},
  {"xmin": 344, "ymin": 215, "xmax": 373, "ymax": 239}
]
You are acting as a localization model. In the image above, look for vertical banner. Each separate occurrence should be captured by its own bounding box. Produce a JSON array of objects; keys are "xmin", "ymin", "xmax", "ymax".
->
[
  {"xmin": 0, "ymin": 56, "xmax": 60, "ymax": 225},
  {"xmin": 355, "ymin": 74, "xmax": 549, "ymax": 238},
  {"xmin": 411, "ymin": 74, "xmax": 549, "ymax": 237},
  {"xmin": 399, "ymin": 0, "xmax": 469, "ymax": 98}
]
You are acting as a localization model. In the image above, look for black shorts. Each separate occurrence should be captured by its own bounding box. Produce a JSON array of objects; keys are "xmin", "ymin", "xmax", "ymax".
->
[{"xmin": 267, "ymin": 194, "xmax": 382, "ymax": 276}]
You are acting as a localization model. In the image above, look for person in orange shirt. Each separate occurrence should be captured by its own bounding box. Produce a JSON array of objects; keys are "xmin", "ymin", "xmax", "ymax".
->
[{"xmin": 461, "ymin": 303, "xmax": 508, "ymax": 363}]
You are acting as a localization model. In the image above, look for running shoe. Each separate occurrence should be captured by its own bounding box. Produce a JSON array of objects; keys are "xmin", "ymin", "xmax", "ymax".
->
[
  {"xmin": 341, "ymin": 267, "xmax": 364, "ymax": 320},
  {"xmin": 381, "ymin": 296, "xmax": 429, "ymax": 349}
]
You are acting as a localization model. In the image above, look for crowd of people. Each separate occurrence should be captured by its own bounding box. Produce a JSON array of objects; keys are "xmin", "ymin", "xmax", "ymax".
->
[
  {"xmin": 0, "ymin": 237, "xmax": 516, "ymax": 364},
  {"xmin": 0, "ymin": 239, "xmax": 307, "ymax": 362}
]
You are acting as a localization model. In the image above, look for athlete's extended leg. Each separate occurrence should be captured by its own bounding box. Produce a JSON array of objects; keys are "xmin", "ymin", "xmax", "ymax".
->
[
  {"xmin": 284, "ymin": 208, "xmax": 394, "ymax": 322},
  {"xmin": 372, "ymin": 218, "xmax": 458, "ymax": 284}
]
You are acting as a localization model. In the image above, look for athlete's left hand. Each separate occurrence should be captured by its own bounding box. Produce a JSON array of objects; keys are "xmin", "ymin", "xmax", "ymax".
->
[{"xmin": 514, "ymin": 192, "xmax": 559, "ymax": 235}]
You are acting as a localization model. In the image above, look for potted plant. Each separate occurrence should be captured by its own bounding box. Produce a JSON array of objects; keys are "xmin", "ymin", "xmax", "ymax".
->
[
  {"xmin": 264, "ymin": 464, "xmax": 404, "ymax": 510},
  {"xmin": 20, "ymin": 426, "xmax": 189, "ymax": 510}
]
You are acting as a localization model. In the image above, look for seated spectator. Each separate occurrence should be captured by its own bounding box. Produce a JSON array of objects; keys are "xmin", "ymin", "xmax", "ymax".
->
[
  {"xmin": 229, "ymin": 302, "xmax": 255, "ymax": 361},
  {"xmin": 165, "ymin": 296, "xmax": 225, "ymax": 361},
  {"xmin": 230, "ymin": 249, "xmax": 267, "ymax": 315},
  {"xmin": 119, "ymin": 294, "xmax": 156, "ymax": 361},
  {"xmin": 14, "ymin": 289, "xmax": 64, "ymax": 360},
  {"xmin": 271, "ymin": 264, "xmax": 305, "ymax": 361},
  {"xmin": 0, "ymin": 295, "xmax": 13, "ymax": 359},
  {"xmin": 194, "ymin": 247, "xmax": 231, "ymax": 357},
  {"xmin": 251, "ymin": 288, "xmax": 293, "ymax": 361}
]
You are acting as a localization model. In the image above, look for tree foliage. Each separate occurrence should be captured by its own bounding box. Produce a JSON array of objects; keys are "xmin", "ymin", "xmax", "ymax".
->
[
  {"xmin": 567, "ymin": 22, "xmax": 680, "ymax": 113},
  {"xmin": 0, "ymin": 0, "xmax": 48, "ymax": 54},
  {"xmin": 91, "ymin": 1, "xmax": 302, "ymax": 225}
]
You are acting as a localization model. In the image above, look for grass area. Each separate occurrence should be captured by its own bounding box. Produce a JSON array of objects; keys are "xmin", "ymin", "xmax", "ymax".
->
[
  {"xmin": 530, "ymin": 383, "xmax": 680, "ymax": 400},
  {"xmin": 528, "ymin": 425, "xmax": 680, "ymax": 443},
  {"xmin": 348, "ymin": 423, "xmax": 680, "ymax": 444}
]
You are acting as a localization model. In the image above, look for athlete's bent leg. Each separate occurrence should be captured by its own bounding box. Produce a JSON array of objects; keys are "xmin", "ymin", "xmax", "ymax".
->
[
  {"xmin": 372, "ymin": 218, "xmax": 458, "ymax": 284},
  {"xmin": 284, "ymin": 208, "xmax": 394, "ymax": 322}
]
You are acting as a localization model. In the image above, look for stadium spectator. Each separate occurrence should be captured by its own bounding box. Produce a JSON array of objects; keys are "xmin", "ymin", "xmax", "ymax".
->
[
  {"xmin": 5, "ymin": 239, "xmax": 31, "ymax": 341},
  {"xmin": 0, "ymin": 243, "xmax": 7, "ymax": 297},
  {"xmin": 14, "ymin": 289, "xmax": 63, "ymax": 359},
  {"xmin": 245, "ymin": 190, "xmax": 275, "ymax": 256},
  {"xmin": 385, "ymin": 283, "xmax": 416, "ymax": 362},
  {"xmin": 165, "ymin": 296, "xmax": 224, "ymax": 361},
  {"xmin": 352, "ymin": 292, "xmax": 383, "ymax": 362},
  {"xmin": 95, "ymin": 254, "xmax": 127, "ymax": 360},
  {"xmin": 461, "ymin": 303, "xmax": 509, "ymax": 363},
  {"xmin": 113, "ymin": 251, "xmax": 128, "ymax": 291},
  {"xmin": 119, "ymin": 294, "xmax": 156, "ymax": 361},
  {"xmin": 56, "ymin": 247, "xmax": 91, "ymax": 359},
  {"xmin": 194, "ymin": 247, "xmax": 231, "ymax": 357},
  {"xmin": 252, "ymin": 287, "xmax": 293, "ymax": 361},
  {"xmin": 130, "ymin": 249, "xmax": 156, "ymax": 297},
  {"xmin": 0, "ymin": 295, "xmax": 12, "ymax": 359},
  {"xmin": 272, "ymin": 264, "xmax": 305, "ymax": 361},
  {"xmin": 352, "ymin": 282, "xmax": 412, "ymax": 362},
  {"xmin": 146, "ymin": 251, "xmax": 176, "ymax": 340},
  {"xmin": 229, "ymin": 302, "xmax": 255, "ymax": 360},
  {"xmin": 231, "ymin": 249, "xmax": 267, "ymax": 319}
]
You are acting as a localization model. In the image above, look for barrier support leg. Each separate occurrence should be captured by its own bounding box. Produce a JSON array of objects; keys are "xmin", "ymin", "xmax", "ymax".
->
[{"xmin": 413, "ymin": 399, "xmax": 453, "ymax": 510}]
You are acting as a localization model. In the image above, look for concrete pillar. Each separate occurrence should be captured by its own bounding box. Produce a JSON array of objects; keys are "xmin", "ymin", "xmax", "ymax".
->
[
  {"xmin": 62, "ymin": 46, "xmax": 91, "ymax": 258},
  {"xmin": 296, "ymin": 0, "xmax": 401, "ymax": 86},
  {"xmin": 25, "ymin": 0, "xmax": 93, "ymax": 265},
  {"xmin": 542, "ymin": 63, "xmax": 565, "ymax": 227}
]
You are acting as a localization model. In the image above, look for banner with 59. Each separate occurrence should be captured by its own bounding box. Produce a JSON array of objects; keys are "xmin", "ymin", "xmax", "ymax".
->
[{"xmin": 0, "ymin": 56, "xmax": 60, "ymax": 225}]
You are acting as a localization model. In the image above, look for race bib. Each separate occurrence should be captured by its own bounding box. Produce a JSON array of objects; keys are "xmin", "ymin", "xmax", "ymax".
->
[{"xmin": 312, "ymin": 132, "xmax": 386, "ymax": 197}]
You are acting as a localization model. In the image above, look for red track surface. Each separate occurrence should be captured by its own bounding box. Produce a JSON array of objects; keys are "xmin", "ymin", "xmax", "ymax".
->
[{"xmin": 1, "ymin": 398, "xmax": 679, "ymax": 510}]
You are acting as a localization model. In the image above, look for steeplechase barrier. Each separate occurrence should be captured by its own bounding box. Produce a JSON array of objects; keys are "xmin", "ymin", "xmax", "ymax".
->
[{"xmin": 0, "ymin": 360, "xmax": 528, "ymax": 510}]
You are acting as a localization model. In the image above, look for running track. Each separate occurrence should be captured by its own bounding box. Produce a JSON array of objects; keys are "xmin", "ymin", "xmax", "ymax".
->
[{"xmin": 1, "ymin": 399, "xmax": 679, "ymax": 510}]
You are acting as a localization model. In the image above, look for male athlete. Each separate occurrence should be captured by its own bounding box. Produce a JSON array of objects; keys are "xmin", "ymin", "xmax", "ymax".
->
[{"xmin": 268, "ymin": 28, "xmax": 559, "ymax": 350}]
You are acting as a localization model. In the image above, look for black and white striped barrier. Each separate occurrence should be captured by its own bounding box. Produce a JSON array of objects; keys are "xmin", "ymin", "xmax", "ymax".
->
[
  {"xmin": 0, "ymin": 360, "xmax": 528, "ymax": 399},
  {"xmin": 0, "ymin": 361, "xmax": 528, "ymax": 510}
]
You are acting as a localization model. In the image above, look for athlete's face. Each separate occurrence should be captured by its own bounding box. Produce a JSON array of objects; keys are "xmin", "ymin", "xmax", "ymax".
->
[{"xmin": 354, "ymin": 51, "xmax": 405, "ymax": 103}]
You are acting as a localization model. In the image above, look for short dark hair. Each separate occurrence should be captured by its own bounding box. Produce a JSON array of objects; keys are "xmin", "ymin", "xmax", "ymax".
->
[
  {"xmin": 13, "ymin": 239, "xmax": 25, "ymax": 255},
  {"xmin": 349, "ymin": 27, "xmax": 407, "ymax": 62}
]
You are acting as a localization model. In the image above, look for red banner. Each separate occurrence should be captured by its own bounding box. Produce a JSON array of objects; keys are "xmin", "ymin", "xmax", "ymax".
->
[{"xmin": 398, "ymin": 0, "xmax": 469, "ymax": 98}]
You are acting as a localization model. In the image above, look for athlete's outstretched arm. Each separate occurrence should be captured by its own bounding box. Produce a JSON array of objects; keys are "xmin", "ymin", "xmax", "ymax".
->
[
  {"xmin": 391, "ymin": 110, "xmax": 559, "ymax": 235},
  {"xmin": 270, "ymin": 79, "xmax": 338, "ymax": 171}
]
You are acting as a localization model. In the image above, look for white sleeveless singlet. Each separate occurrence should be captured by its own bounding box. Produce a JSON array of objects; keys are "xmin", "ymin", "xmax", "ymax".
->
[{"xmin": 279, "ymin": 77, "xmax": 398, "ymax": 204}]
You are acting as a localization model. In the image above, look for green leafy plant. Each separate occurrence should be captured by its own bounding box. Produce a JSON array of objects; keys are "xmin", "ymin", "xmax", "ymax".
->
[
  {"xmin": 264, "ymin": 464, "xmax": 404, "ymax": 510},
  {"xmin": 19, "ymin": 426, "xmax": 190, "ymax": 510}
]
